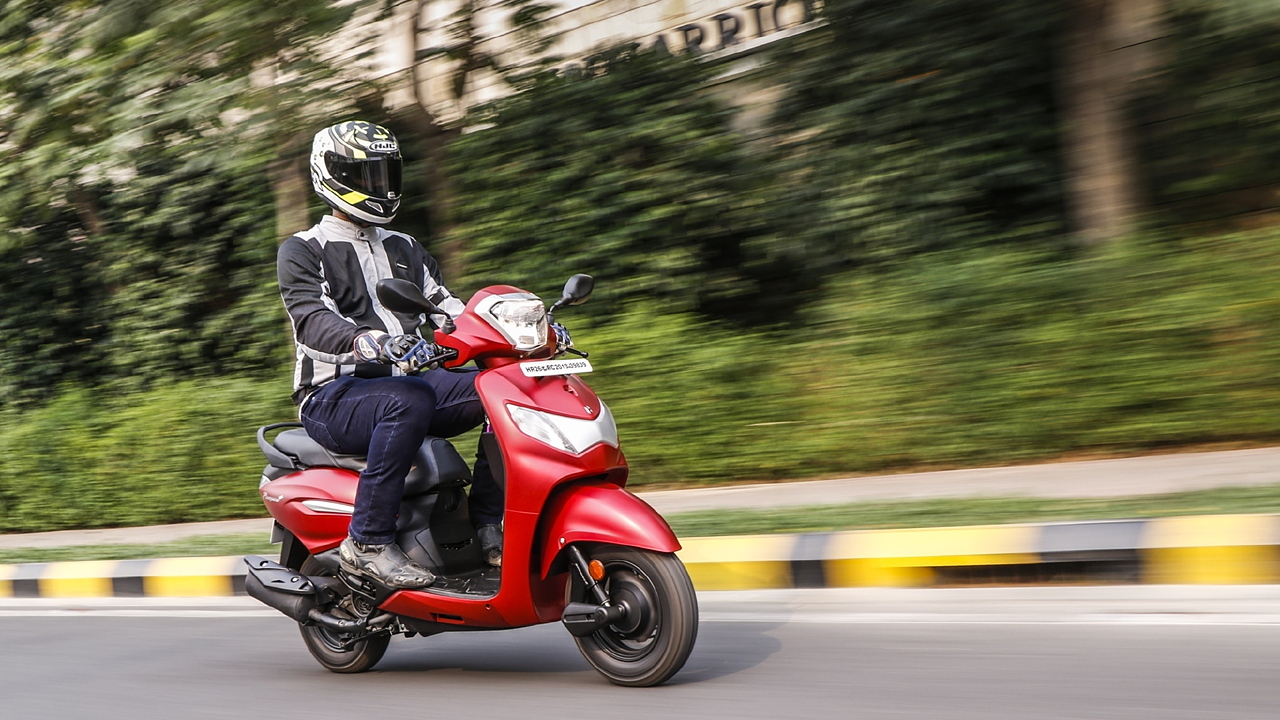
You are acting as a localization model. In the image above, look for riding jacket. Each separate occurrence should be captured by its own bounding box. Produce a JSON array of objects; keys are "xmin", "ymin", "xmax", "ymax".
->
[{"xmin": 277, "ymin": 214, "xmax": 466, "ymax": 405}]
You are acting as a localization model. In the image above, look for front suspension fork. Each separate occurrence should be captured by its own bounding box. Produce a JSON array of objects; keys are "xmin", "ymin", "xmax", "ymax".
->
[{"xmin": 561, "ymin": 545, "xmax": 626, "ymax": 637}]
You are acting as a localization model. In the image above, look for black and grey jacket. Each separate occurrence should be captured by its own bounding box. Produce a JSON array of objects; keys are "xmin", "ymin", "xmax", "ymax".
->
[{"xmin": 277, "ymin": 215, "xmax": 466, "ymax": 404}]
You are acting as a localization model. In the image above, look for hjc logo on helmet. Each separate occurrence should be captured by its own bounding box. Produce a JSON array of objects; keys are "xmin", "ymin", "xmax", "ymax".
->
[{"xmin": 369, "ymin": 141, "xmax": 398, "ymax": 153}]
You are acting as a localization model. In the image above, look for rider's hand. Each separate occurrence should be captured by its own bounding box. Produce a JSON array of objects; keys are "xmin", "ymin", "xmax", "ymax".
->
[
  {"xmin": 384, "ymin": 334, "xmax": 440, "ymax": 374},
  {"xmin": 353, "ymin": 330, "xmax": 391, "ymax": 363},
  {"xmin": 353, "ymin": 331, "xmax": 439, "ymax": 373},
  {"xmin": 552, "ymin": 322, "xmax": 572, "ymax": 353}
]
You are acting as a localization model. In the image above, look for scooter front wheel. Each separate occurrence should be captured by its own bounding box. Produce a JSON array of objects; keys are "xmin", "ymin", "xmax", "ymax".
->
[
  {"xmin": 297, "ymin": 555, "xmax": 391, "ymax": 673},
  {"xmin": 572, "ymin": 546, "xmax": 699, "ymax": 687}
]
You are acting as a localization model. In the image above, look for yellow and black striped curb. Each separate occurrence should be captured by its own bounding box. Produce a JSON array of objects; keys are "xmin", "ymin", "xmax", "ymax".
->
[
  {"xmin": 0, "ymin": 556, "xmax": 246, "ymax": 599},
  {"xmin": 3, "ymin": 514, "xmax": 1279, "ymax": 598}
]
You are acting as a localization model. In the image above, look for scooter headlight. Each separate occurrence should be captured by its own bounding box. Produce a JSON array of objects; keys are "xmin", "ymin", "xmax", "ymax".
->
[
  {"xmin": 506, "ymin": 403, "xmax": 618, "ymax": 455},
  {"xmin": 487, "ymin": 298, "xmax": 548, "ymax": 352}
]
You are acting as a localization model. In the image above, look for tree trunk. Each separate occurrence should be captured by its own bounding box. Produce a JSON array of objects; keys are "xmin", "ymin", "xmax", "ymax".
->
[
  {"xmin": 399, "ymin": 0, "xmax": 466, "ymax": 280},
  {"xmin": 1059, "ymin": 0, "xmax": 1165, "ymax": 245},
  {"xmin": 272, "ymin": 153, "xmax": 312, "ymax": 242},
  {"xmin": 70, "ymin": 188, "xmax": 105, "ymax": 239}
]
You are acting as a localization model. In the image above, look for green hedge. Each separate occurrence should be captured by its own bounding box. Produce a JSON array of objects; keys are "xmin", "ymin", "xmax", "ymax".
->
[
  {"xmin": 4, "ymin": 228, "xmax": 1280, "ymax": 532},
  {"xmin": 583, "ymin": 228, "xmax": 1280, "ymax": 483},
  {"xmin": 0, "ymin": 378, "xmax": 294, "ymax": 532}
]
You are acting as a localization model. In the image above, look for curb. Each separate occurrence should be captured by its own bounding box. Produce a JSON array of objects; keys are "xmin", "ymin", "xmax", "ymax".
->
[{"xmin": 2, "ymin": 514, "xmax": 1279, "ymax": 598}]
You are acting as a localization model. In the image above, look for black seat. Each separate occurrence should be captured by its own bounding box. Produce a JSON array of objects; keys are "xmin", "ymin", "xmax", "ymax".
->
[
  {"xmin": 273, "ymin": 429, "xmax": 366, "ymax": 472},
  {"xmin": 270, "ymin": 429, "xmax": 471, "ymax": 496}
]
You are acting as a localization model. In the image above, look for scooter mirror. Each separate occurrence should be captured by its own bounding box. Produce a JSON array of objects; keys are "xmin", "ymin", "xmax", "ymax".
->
[
  {"xmin": 560, "ymin": 274, "xmax": 594, "ymax": 307},
  {"xmin": 376, "ymin": 278, "xmax": 443, "ymax": 316}
]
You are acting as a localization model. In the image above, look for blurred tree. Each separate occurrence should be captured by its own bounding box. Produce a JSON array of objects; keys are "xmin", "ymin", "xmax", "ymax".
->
[
  {"xmin": 383, "ymin": 0, "xmax": 556, "ymax": 279},
  {"xmin": 445, "ymin": 46, "xmax": 794, "ymax": 321},
  {"xmin": 1058, "ymin": 0, "xmax": 1165, "ymax": 245},
  {"xmin": 769, "ymin": 0, "xmax": 1069, "ymax": 266},
  {"xmin": 0, "ymin": 0, "xmax": 373, "ymax": 400},
  {"xmin": 1133, "ymin": 0, "xmax": 1280, "ymax": 228}
]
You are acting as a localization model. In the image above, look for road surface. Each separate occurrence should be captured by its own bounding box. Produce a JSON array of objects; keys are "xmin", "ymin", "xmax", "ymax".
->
[{"xmin": 2, "ymin": 587, "xmax": 1278, "ymax": 719}]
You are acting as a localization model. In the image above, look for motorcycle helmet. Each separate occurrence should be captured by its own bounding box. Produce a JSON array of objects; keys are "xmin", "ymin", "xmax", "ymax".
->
[{"xmin": 310, "ymin": 120, "xmax": 403, "ymax": 225}]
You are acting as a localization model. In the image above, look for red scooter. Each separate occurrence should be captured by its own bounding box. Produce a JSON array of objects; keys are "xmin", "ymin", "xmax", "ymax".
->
[{"xmin": 245, "ymin": 275, "xmax": 697, "ymax": 687}]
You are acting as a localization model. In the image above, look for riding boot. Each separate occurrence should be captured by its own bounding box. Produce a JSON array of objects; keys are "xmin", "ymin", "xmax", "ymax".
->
[
  {"xmin": 339, "ymin": 537, "xmax": 437, "ymax": 589},
  {"xmin": 477, "ymin": 524, "xmax": 503, "ymax": 567}
]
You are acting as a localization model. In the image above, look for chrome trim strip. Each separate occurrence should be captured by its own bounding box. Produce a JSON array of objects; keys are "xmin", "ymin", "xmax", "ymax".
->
[{"xmin": 300, "ymin": 499, "xmax": 355, "ymax": 515}]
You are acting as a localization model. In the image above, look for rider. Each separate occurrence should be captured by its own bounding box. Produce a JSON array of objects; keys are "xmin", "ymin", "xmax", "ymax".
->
[{"xmin": 277, "ymin": 120, "xmax": 502, "ymax": 589}]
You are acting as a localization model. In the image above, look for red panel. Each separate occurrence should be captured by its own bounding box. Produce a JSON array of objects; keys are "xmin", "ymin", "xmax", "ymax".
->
[
  {"xmin": 476, "ymin": 363, "xmax": 628, "ymax": 514},
  {"xmin": 261, "ymin": 467, "xmax": 359, "ymax": 553},
  {"xmin": 538, "ymin": 482, "xmax": 681, "ymax": 578}
]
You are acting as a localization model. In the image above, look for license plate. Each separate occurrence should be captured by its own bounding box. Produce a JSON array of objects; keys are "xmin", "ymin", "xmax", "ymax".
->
[{"xmin": 519, "ymin": 358, "xmax": 593, "ymax": 377}]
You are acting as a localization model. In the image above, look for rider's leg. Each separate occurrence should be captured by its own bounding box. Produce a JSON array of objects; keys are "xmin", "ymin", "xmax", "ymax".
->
[
  {"xmin": 419, "ymin": 367, "xmax": 504, "ymax": 565},
  {"xmin": 300, "ymin": 375, "xmax": 439, "ymax": 588}
]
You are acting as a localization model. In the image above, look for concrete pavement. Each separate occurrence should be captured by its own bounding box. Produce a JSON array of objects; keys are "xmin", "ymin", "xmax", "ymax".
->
[{"xmin": 637, "ymin": 445, "xmax": 1280, "ymax": 513}]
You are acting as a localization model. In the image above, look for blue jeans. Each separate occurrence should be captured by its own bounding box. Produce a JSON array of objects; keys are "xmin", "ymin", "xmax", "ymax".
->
[{"xmin": 299, "ymin": 369, "xmax": 503, "ymax": 545}]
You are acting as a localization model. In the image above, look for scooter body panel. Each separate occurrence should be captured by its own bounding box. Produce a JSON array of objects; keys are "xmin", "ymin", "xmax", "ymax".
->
[
  {"xmin": 261, "ymin": 467, "xmax": 359, "ymax": 554},
  {"xmin": 375, "ymin": 363, "xmax": 638, "ymax": 627},
  {"xmin": 378, "ymin": 508, "xmax": 564, "ymax": 628},
  {"xmin": 537, "ymin": 481, "xmax": 681, "ymax": 579}
]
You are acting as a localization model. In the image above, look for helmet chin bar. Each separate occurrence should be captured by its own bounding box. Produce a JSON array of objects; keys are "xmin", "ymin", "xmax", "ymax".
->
[{"xmin": 319, "ymin": 190, "xmax": 398, "ymax": 226}]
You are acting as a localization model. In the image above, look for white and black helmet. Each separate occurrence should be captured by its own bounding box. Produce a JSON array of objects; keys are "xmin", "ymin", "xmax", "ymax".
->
[{"xmin": 310, "ymin": 120, "xmax": 403, "ymax": 225}]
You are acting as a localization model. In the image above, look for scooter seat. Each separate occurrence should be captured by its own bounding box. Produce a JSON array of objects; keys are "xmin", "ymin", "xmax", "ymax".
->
[
  {"xmin": 273, "ymin": 429, "xmax": 367, "ymax": 472},
  {"xmin": 271, "ymin": 429, "xmax": 471, "ymax": 496}
]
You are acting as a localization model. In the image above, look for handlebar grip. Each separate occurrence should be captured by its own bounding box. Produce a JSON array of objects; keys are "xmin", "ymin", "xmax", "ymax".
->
[{"xmin": 426, "ymin": 348, "xmax": 460, "ymax": 367}]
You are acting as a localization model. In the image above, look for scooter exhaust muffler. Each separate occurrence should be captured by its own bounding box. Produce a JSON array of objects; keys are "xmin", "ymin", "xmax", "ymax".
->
[
  {"xmin": 244, "ymin": 556, "xmax": 396, "ymax": 634},
  {"xmin": 243, "ymin": 556, "xmax": 327, "ymax": 624}
]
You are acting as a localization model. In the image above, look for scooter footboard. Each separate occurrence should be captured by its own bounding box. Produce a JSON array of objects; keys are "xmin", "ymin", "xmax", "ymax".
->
[{"xmin": 538, "ymin": 481, "xmax": 681, "ymax": 579}]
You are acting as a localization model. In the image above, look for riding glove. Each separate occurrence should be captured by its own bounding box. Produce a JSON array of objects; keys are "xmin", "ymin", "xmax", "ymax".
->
[{"xmin": 353, "ymin": 331, "xmax": 439, "ymax": 373}]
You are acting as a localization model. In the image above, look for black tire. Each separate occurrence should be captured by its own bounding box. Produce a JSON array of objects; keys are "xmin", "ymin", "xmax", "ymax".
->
[
  {"xmin": 572, "ymin": 546, "xmax": 699, "ymax": 687},
  {"xmin": 297, "ymin": 556, "xmax": 390, "ymax": 673}
]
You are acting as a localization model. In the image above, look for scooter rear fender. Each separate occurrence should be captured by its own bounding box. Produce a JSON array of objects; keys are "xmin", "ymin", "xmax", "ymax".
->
[
  {"xmin": 261, "ymin": 466, "xmax": 358, "ymax": 554},
  {"xmin": 538, "ymin": 480, "xmax": 681, "ymax": 579}
]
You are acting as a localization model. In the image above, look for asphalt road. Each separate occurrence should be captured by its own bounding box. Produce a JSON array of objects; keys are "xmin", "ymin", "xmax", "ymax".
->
[{"xmin": 2, "ymin": 588, "xmax": 1279, "ymax": 720}]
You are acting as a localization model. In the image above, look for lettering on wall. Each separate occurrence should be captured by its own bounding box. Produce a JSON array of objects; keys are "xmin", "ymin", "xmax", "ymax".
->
[
  {"xmin": 560, "ymin": 0, "xmax": 822, "ymax": 76},
  {"xmin": 666, "ymin": 0, "xmax": 820, "ymax": 54}
]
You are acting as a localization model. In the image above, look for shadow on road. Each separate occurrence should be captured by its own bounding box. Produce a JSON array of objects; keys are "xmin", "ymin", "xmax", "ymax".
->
[
  {"xmin": 375, "ymin": 625, "xmax": 589, "ymax": 674},
  {"xmin": 666, "ymin": 621, "xmax": 784, "ymax": 685},
  {"xmin": 369, "ymin": 619, "xmax": 784, "ymax": 684}
]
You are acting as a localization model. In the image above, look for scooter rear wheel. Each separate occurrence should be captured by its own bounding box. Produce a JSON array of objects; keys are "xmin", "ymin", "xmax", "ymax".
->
[
  {"xmin": 297, "ymin": 555, "xmax": 391, "ymax": 673},
  {"xmin": 572, "ymin": 546, "xmax": 698, "ymax": 687}
]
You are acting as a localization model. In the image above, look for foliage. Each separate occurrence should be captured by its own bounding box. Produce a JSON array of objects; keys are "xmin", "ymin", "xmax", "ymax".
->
[
  {"xmin": 446, "ymin": 46, "xmax": 790, "ymax": 320},
  {"xmin": 781, "ymin": 228, "xmax": 1280, "ymax": 473},
  {"xmin": 0, "ymin": 378, "xmax": 294, "ymax": 532},
  {"xmin": 767, "ymin": 0, "xmax": 1069, "ymax": 266},
  {"xmin": 0, "ymin": 0, "xmax": 373, "ymax": 401},
  {"xmin": 590, "ymin": 226, "xmax": 1280, "ymax": 484},
  {"xmin": 1134, "ymin": 2, "xmax": 1280, "ymax": 227},
  {"xmin": 9, "ymin": 227, "xmax": 1280, "ymax": 531}
]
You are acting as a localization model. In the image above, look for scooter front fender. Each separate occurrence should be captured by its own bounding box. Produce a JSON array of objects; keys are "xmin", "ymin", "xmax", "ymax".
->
[{"xmin": 538, "ymin": 481, "xmax": 681, "ymax": 579}]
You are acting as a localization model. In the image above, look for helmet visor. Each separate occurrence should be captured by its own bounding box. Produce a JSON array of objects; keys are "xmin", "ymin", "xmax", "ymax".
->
[{"xmin": 326, "ymin": 152, "xmax": 402, "ymax": 199}]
